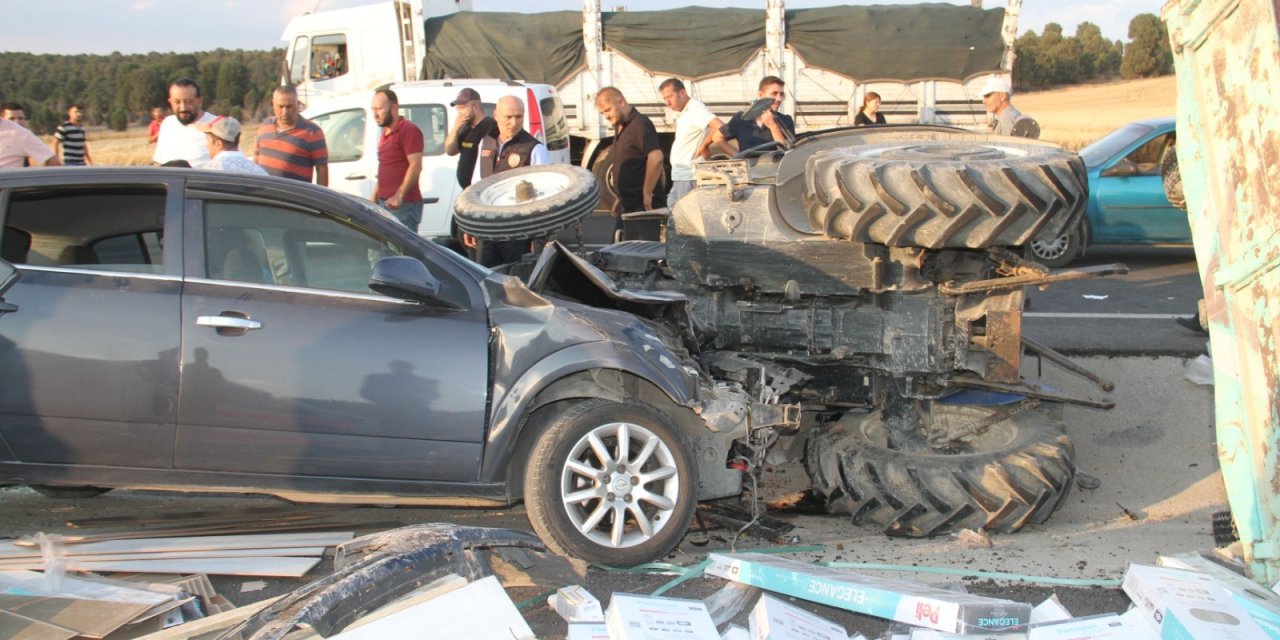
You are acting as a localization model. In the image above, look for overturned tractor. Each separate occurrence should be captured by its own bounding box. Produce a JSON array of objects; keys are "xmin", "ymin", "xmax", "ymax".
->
[{"xmin": 457, "ymin": 125, "xmax": 1119, "ymax": 541}]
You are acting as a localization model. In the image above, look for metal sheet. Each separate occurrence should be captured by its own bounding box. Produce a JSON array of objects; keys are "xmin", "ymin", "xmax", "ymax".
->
[{"xmin": 1163, "ymin": 0, "xmax": 1280, "ymax": 582}]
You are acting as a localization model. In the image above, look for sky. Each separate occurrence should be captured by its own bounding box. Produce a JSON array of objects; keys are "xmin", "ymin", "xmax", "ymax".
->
[{"xmin": 1, "ymin": 0, "xmax": 1165, "ymax": 56}]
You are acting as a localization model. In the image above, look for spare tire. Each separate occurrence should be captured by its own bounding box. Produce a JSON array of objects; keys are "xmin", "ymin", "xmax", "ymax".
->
[
  {"xmin": 805, "ymin": 400, "xmax": 1074, "ymax": 537},
  {"xmin": 454, "ymin": 165, "xmax": 599, "ymax": 241},
  {"xmin": 802, "ymin": 136, "xmax": 1086, "ymax": 249}
]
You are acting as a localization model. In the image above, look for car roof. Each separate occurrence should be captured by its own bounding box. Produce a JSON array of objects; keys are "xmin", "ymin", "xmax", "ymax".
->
[{"xmin": 1131, "ymin": 116, "xmax": 1176, "ymax": 129}]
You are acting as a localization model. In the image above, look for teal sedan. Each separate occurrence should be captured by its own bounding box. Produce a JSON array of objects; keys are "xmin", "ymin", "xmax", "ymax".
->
[{"xmin": 1028, "ymin": 117, "xmax": 1190, "ymax": 267}]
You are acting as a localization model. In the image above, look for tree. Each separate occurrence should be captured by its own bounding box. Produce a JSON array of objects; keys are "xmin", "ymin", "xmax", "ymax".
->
[
  {"xmin": 108, "ymin": 108, "xmax": 129, "ymax": 132},
  {"xmin": 1122, "ymin": 13, "xmax": 1173, "ymax": 79},
  {"xmin": 217, "ymin": 61, "xmax": 250, "ymax": 109}
]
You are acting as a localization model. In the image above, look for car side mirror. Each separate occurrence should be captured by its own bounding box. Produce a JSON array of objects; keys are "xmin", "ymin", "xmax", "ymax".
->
[
  {"xmin": 1102, "ymin": 159, "xmax": 1139, "ymax": 178},
  {"xmin": 369, "ymin": 256, "xmax": 446, "ymax": 304},
  {"xmin": 0, "ymin": 258, "xmax": 20, "ymax": 316}
]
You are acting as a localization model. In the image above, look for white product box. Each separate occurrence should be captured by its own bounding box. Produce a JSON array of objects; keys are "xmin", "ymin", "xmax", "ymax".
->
[
  {"xmin": 749, "ymin": 594, "xmax": 848, "ymax": 640},
  {"xmin": 605, "ymin": 592, "xmax": 721, "ymax": 640},
  {"xmin": 550, "ymin": 584, "xmax": 605, "ymax": 623},
  {"xmin": 1122, "ymin": 563, "xmax": 1269, "ymax": 640}
]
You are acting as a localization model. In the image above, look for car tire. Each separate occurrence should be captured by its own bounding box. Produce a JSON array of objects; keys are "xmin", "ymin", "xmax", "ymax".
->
[
  {"xmin": 804, "ymin": 400, "xmax": 1074, "ymax": 537},
  {"xmin": 523, "ymin": 398, "xmax": 696, "ymax": 566},
  {"xmin": 802, "ymin": 136, "xmax": 1087, "ymax": 249},
  {"xmin": 454, "ymin": 165, "xmax": 599, "ymax": 241},
  {"xmin": 1025, "ymin": 222, "xmax": 1083, "ymax": 268},
  {"xmin": 1161, "ymin": 144, "xmax": 1186, "ymax": 210},
  {"xmin": 29, "ymin": 484, "xmax": 112, "ymax": 499}
]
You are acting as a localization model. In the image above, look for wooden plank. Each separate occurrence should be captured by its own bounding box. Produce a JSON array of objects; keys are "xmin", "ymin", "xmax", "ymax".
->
[
  {"xmin": 20, "ymin": 557, "xmax": 322, "ymax": 579},
  {"xmin": 134, "ymin": 596, "xmax": 282, "ymax": 640},
  {"xmin": 0, "ymin": 571, "xmax": 173, "ymax": 606},
  {"xmin": 0, "ymin": 594, "xmax": 155, "ymax": 639},
  {"xmin": 7, "ymin": 518, "xmax": 384, "ymax": 547},
  {"xmin": 0, "ymin": 610, "xmax": 78, "ymax": 640},
  {"xmin": 0, "ymin": 532, "xmax": 354, "ymax": 559},
  {"xmin": 0, "ymin": 547, "xmax": 327, "ymax": 568}
]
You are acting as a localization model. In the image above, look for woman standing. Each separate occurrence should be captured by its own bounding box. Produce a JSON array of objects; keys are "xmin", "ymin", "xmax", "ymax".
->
[{"xmin": 854, "ymin": 92, "xmax": 887, "ymax": 126}]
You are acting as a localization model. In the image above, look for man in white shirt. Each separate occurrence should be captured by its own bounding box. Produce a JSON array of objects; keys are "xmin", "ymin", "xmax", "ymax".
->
[
  {"xmin": 153, "ymin": 78, "xmax": 218, "ymax": 168},
  {"xmin": 659, "ymin": 78, "xmax": 724, "ymax": 208},
  {"xmin": 0, "ymin": 117, "xmax": 59, "ymax": 169},
  {"xmin": 199, "ymin": 116, "xmax": 267, "ymax": 175}
]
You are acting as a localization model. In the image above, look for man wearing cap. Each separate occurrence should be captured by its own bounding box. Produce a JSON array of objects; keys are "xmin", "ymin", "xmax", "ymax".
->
[
  {"xmin": 444, "ymin": 87, "xmax": 497, "ymax": 190},
  {"xmin": 372, "ymin": 89, "xmax": 425, "ymax": 232},
  {"xmin": 980, "ymin": 76, "xmax": 1022, "ymax": 137},
  {"xmin": 154, "ymin": 78, "xmax": 218, "ymax": 168},
  {"xmin": 476, "ymin": 95, "xmax": 550, "ymax": 267},
  {"xmin": 199, "ymin": 116, "xmax": 268, "ymax": 175}
]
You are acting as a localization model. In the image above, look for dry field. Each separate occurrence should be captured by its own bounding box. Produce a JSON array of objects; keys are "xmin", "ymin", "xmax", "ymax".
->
[{"xmin": 56, "ymin": 76, "xmax": 1176, "ymax": 165}]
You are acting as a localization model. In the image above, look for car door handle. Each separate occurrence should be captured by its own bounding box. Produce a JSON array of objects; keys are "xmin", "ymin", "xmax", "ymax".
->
[
  {"xmin": 345, "ymin": 173, "xmax": 367, "ymax": 180},
  {"xmin": 197, "ymin": 315, "xmax": 262, "ymax": 331}
]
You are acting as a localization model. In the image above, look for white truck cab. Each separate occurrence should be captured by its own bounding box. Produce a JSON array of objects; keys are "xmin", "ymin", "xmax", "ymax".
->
[{"xmin": 304, "ymin": 80, "xmax": 571, "ymax": 240}]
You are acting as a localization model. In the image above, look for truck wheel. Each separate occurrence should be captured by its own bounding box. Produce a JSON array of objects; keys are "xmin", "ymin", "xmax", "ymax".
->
[
  {"xmin": 29, "ymin": 484, "xmax": 112, "ymax": 499},
  {"xmin": 804, "ymin": 401, "xmax": 1074, "ymax": 537},
  {"xmin": 590, "ymin": 146, "xmax": 617, "ymax": 213},
  {"xmin": 454, "ymin": 165, "xmax": 599, "ymax": 241},
  {"xmin": 1025, "ymin": 222, "xmax": 1083, "ymax": 268},
  {"xmin": 803, "ymin": 138, "xmax": 1086, "ymax": 249},
  {"xmin": 523, "ymin": 398, "xmax": 696, "ymax": 566},
  {"xmin": 1160, "ymin": 145, "xmax": 1186, "ymax": 210}
]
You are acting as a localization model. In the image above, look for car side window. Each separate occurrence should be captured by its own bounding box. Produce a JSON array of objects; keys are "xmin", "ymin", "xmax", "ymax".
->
[
  {"xmin": 312, "ymin": 109, "xmax": 365, "ymax": 163},
  {"xmin": 2, "ymin": 186, "xmax": 168, "ymax": 273},
  {"xmin": 1126, "ymin": 133, "xmax": 1173, "ymax": 176},
  {"xmin": 203, "ymin": 200, "xmax": 402, "ymax": 295},
  {"xmin": 399, "ymin": 104, "xmax": 447, "ymax": 156}
]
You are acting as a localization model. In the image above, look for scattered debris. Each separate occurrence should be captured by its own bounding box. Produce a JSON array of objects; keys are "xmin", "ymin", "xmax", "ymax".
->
[
  {"xmin": 750, "ymin": 593, "xmax": 848, "ymax": 640},
  {"xmin": 706, "ymin": 552, "xmax": 1032, "ymax": 635},
  {"xmin": 549, "ymin": 585, "xmax": 604, "ymax": 623},
  {"xmin": 327, "ymin": 575, "xmax": 534, "ymax": 639},
  {"xmin": 1082, "ymin": 294, "xmax": 1109, "ymax": 300},
  {"xmin": 605, "ymin": 592, "xmax": 720, "ymax": 639},
  {"xmin": 1116, "ymin": 503, "xmax": 1143, "ymax": 521},
  {"xmin": 1123, "ymin": 563, "xmax": 1270, "ymax": 639},
  {"xmin": 240, "ymin": 580, "xmax": 267, "ymax": 593},
  {"xmin": 956, "ymin": 528, "xmax": 993, "ymax": 549},
  {"xmin": 1030, "ymin": 594, "xmax": 1073, "ymax": 624},
  {"xmin": 1185, "ymin": 354, "xmax": 1214, "ymax": 385}
]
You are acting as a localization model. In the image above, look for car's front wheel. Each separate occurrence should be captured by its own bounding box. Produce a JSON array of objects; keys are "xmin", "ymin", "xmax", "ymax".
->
[{"xmin": 523, "ymin": 398, "xmax": 696, "ymax": 566}]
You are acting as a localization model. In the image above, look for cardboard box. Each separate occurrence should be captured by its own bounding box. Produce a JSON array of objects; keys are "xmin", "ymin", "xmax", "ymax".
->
[
  {"xmin": 1122, "ymin": 563, "xmax": 1269, "ymax": 640},
  {"xmin": 1028, "ymin": 613, "xmax": 1134, "ymax": 640},
  {"xmin": 550, "ymin": 584, "xmax": 604, "ymax": 623},
  {"xmin": 749, "ymin": 594, "xmax": 847, "ymax": 640},
  {"xmin": 567, "ymin": 622, "xmax": 610, "ymax": 640},
  {"xmin": 722, "ymin": 624, "xmax": 750, "ymax": 640},
  {"xmin": 1159, "ymin": 553, "xmax": 1280, "ymax": 639},
  {"xmin": 605, "ymin": 592, "xmax": 720, "ymax": 640},
  {"xmin": 706, "ymin": 553, "xmax": 1030, "ymax": 635}
]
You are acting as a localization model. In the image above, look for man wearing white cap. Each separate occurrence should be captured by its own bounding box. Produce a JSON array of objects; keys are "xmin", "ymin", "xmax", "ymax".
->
[
  {"xmin": 198, "ymin": 116, "xmax": 267, "ymax": 175},
  {"xmin": 980, "ymin": 75, "xmax": 1022, "ymax": 137}
]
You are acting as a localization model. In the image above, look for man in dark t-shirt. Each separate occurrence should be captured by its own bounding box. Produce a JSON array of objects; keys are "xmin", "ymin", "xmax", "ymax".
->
[
  {"xmin": 596, "ymin": 86, "xmax": 663, "ymax": 235},
  {"xmin": 713, "ymin": 76, "xmax": 795, "ymax": 156},
  {"xmin": 445, "ymin": 87, "xmax": 498, "ymax": 189}
]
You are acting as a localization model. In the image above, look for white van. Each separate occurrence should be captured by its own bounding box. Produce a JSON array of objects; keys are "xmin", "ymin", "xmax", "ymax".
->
[{"xmin": 303, "ymin": 79, "xmax": 571, "ymax": 241}]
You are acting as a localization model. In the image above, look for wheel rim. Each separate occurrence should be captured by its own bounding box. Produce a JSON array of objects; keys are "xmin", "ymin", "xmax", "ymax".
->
[
  {"xmin": 478, "ymin": 173, "xmax": 574, "ymax": 207},
  {"xmin": 559, "ymin": 421, "xmax": 680, "ymax": 549},
  {"xmin": 1029, "ymin": 232, "xmax": 1071, "ymax": 260}
]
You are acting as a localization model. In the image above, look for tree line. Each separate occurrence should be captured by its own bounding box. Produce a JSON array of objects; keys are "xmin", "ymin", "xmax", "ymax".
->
[
  {"xmin": 0, "ymin": 49, "xmax": 281, "ymax": 135},
  {"xmin": 0, "ymin": 13, "xmax": 1174, "ymax": 135},
  {"xmin": 1014, "ymin": 14, "xmax": 1173, "ymax": 90}
]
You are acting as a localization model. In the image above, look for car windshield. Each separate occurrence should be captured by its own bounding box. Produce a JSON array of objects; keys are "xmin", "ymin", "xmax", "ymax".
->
[{"xmin": 1079, "ymin": 123, "xmax": 1156, "ymax": 168}]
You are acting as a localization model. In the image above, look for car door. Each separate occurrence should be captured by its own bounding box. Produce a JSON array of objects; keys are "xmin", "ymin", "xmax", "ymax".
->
[
  {"xmin": 310, "ymin": 106, "xmax": 373, "ymax": 201},
  {"xmin": 0, "ymin": 179, "xmax": 183, "ymax": 470},
  {"xmin": 175, "ymin": 188, "xmax": 490, "ymax": 483},
  {"xmin": 1092, "ymin": 129, "xmax": 1191, "ymax": 244}
]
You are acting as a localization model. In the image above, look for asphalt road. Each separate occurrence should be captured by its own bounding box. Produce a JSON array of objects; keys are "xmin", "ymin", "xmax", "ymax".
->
[{"xmin": 1024, "ymin": 245, "xmax": 1206, "ymax": 356}]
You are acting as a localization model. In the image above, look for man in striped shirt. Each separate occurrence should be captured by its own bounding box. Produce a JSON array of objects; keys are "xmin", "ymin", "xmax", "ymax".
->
[
  {"xmin": 53, "ymin": 104, "xmax": 91, "ymax": 166},
  {"xmin": 255, "ymin": 86, "xmax": 328, "ymax": 185}
]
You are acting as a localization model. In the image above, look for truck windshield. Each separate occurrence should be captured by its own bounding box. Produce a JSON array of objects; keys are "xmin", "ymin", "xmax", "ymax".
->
[{"xmin": 310, "ymin": 34, "xmax": 348, "ymax": 81}]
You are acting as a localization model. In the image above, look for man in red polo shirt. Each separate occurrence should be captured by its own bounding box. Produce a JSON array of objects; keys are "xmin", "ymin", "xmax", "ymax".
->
[{"xmin": 371, "ymin": 89, "xmax": 424, "ymax": 233}]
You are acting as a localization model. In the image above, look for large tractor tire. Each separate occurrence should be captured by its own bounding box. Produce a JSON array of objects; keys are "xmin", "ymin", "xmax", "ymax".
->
[
  {"xmin": 454, "ymin": 165, "xmax": 599, "ymax": 241},
  {"xmin": 805, "ymin": 401, "xmax": 1074, "ymax": 537},
  {"xmin": 801, "ymin": 136, "xmax": 1087, "ymax": 249}
]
